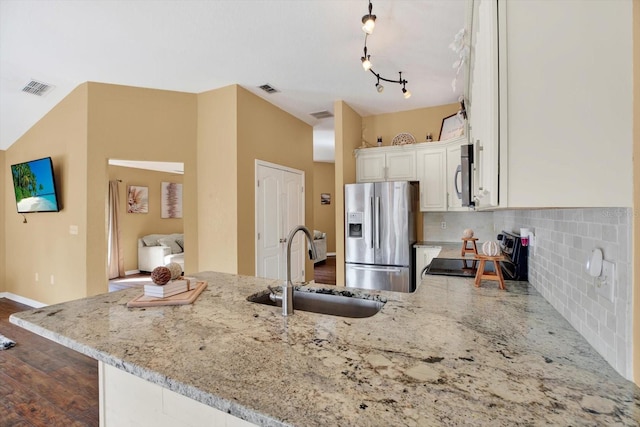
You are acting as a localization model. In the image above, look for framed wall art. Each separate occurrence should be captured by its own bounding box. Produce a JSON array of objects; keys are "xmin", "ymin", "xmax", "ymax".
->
[
  {"xmin": 127, "ymin": 185, "xmax": 148, "ymax": 213},
  {"xmin": 438, "ymin": 113, "xmax": 465, "ymax": 141},
  {"xmin": 161, "ymin": 182, "xmax": 183, "ymax": 218}
]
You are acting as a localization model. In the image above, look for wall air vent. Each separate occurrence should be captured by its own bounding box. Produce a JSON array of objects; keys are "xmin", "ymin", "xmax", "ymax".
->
[
  {"xmin": 310, "ymin": 110, "xmax": 334, "ymax": 119},
  {"xmin": 22, "ymin": 80, "xmax": 54, "ymax": 96},
  {"xmin": 258, "ymin": 84, "xmax": 279, "ymax": 94}
]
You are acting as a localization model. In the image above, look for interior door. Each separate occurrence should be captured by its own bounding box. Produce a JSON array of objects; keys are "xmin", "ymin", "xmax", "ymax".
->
[
  {"xmin": 256, "ymin": 162, "xmax": 305, "ymax": 282},
  {"xmin": 256, "ymin": 165, "xmax": 283, "ymax": 280}
]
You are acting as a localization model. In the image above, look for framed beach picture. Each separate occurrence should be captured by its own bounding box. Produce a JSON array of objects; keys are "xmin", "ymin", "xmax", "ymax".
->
[
  {"xmin": 127, "ymin": 185, "xmax": 148, "ymax": 213},
  {"xmin": 438, "ymin": 113, "xmax": 465, "ymax": 141},
  {"xmin": 321, "ymin": 193, "xmax": 331, "ymax": 205},
  {"xmin": 161, "ymin": 182, "xmax": 183, "ymax": 218}
]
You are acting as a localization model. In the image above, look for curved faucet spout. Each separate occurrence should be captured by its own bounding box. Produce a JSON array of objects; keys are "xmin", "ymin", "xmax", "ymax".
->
[{"xmin": 283, "ymin": 225, "xmax": 317, "ymax": 316}]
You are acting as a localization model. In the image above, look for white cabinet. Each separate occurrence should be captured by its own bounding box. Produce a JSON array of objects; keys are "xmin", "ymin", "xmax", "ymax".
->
[
  {"xmin": 415, "ymin": 138, "xmax": 468, "ymax": 212},
  {"xmin": 467, "ymin": 0, "xmax": 500, "ymax": 209},
  {"xmin": 356, "ymin": 147, "xmax": 416, "ymax": 183},
  {"xmin": 415, "ymin": 147, "xmax": 446, "ymax": 211},
  {"xmin": 415, "ymin": 246, "xmax": 441, "ymax": 283},
  {"xmin": 99, "ymin": 362, "xmax": 255, "ymax": 427},
  {"xmin": 465, "ymin": 0, "xmax": 632, "ymax": 208}
]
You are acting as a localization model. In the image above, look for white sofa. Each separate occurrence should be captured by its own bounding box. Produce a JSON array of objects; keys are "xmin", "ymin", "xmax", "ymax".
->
[
  {"xmin": 313, "ymin": 230, "xmax": 327, "ymax": 263},
  {"xmin": 138, "ymin": 233, "xmax": 184, "ymax": 273}
]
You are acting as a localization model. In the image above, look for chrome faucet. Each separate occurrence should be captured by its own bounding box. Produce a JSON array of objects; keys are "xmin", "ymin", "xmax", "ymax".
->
[{"xmin": 271, "ymin": 225, "xmax": 317, "ymax": 316}]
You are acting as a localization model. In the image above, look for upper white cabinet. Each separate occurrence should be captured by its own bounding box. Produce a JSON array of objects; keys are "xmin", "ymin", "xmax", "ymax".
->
[
  {"xmin": 415, "ymin": 147, "xmax": 446, "ymax": 211},
  {"xmin": 466, "ymin": 0, "xmax": 500, "ymax": 209},
  {"xmin": 466, "ymin": 0, "xmax": 633, "ymax": 208},
  {"xmin": 356, "ymin": 146, "xmax": 416, "ymax": 182}
]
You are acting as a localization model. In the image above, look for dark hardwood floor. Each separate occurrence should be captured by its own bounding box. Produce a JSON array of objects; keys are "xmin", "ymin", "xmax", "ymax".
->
[
  {"xmin": 0, "ymin": 298, "xmax": 99, "ymax": 427},
  {"xmin": 314, "ymin": 255, "xmax": 336, "ymax": 285}
]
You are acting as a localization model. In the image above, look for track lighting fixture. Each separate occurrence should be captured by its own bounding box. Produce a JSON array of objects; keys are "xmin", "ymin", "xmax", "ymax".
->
[
  {"xmin": 361, "ymin": 1, "xmax": 376, "ymax": 34},
  {"xmin": 361, "ymin": 46, "xmax": 372, "ymax": 71},
  {"xmin": 359, "ymin": 1, "xmax": 410, "ymax": 98}
]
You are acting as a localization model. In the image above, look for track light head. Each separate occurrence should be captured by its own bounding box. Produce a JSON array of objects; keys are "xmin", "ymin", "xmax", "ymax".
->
[
  {"xmin": 362, "ymin": 1, "xmax": 376, "ymax": 34},
  {"xmin": 362, "ymin": 14, "xmax": 376, "ymax": 34},
  {"xmin": 402, "ymin": 87, "xmax": 411, "ymax": 99},
  {"xmin": 362, "ymin": 56, "xmax": 372, "ymax": 71},
  {"xmin": 376, "ymin": 82, "xmax": 384, "ymax": 93}
]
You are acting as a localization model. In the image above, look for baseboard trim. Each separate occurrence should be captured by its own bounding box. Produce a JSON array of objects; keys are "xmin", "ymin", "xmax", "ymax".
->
[
  {"xmin": 125, "ymin": 269, "xmax": 141, "ymax": 276},
  {"xmin": 0, "ymin": 292, "xmax": 48, "ymax": 308},
  {"xmin": 327, "ymin": 252, "xmax": 336, "ymax": 257}
]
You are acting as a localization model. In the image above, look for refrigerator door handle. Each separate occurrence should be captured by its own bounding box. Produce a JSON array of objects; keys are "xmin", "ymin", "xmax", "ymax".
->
[
  {"xmin": 369, "ymin": 196, "xmax": 375, "ymax": 249},
  {"xmin": 351, "ymin": 266, "xmax": 402, "ymax": 273},
  {"xmin": 375, "ymin": 196, "xmax": 381, "ymax": 249}
]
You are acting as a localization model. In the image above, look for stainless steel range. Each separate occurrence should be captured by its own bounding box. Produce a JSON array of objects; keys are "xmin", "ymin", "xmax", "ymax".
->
[{"xmin": 425, "ymin": 231, "xmax": 528, "ymax": 281}]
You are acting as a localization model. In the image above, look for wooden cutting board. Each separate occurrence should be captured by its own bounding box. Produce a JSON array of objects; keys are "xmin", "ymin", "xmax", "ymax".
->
[{"xmin": 127, "ymin": 281, "xmax": 207, "ymax": 308}]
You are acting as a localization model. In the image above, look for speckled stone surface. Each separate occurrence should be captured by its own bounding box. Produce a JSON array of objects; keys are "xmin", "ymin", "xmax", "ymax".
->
[{"xmin": 10, "ymin": 271, "xmax": 640, "ymax": 426}]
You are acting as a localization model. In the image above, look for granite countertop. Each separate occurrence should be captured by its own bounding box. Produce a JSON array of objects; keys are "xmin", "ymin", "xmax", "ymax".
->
[{"xmin": 10, "ymin": 271, "xmax": 640, "ymax": 426}]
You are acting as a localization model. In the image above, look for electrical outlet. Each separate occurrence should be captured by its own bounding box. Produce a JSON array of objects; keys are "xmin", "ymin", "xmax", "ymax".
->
[
  {"xmin": 35, "ymin": 272, "xmax": 39, "ymax": 282},
  {"xmin": 595, "ymin": 260, "xmax": 615, "ymax": 303},
  {"xmin": 69, "ymin": 225, "xmax": 79, "ymax": 235},
  {"xmin": 50, "ymin": 275, "xmax": 55, "ymax": 285},
  {"xmin": 441, "ymin": 222, "xmax": 447, "ymax": 230}
]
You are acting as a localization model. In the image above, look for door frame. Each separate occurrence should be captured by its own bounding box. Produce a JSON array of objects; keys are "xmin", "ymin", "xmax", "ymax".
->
[{"xmin": 254, "ymin": 160, "xmax": 305, "ymax": 280}]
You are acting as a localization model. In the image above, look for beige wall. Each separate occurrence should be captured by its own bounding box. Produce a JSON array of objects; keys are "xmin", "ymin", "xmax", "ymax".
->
[
  {"xmin": 632, "ymin": 0, "xmax": 639, "ymax": 386},
  {"xmin": 4, "ymin": 84, "xmax": 89, "ymax": 304},
  {"xmin": 313, "ymin": 162, "xmax": 336, "ymax": 253},
  {"xmin": 196, "ymin": 85, "xmax": 314, "ymax": 279},
  {"xmin": 196, "ymin": 85, "xmax": 238, "ymax": 274},
  {"xmin": 0, "ymin": 150, "xmax": 5, "ymax": 292},
  {"xmin": 236, "ymin": 86, "xmax": 314, "ymax": 278},
  {"xmin": 86, "ymin": 83, "xmax": 197, "ymax": 296},
  {"xmin": 108, "ymin": 165, "xmax": 184, "ymax": 273},
  {"xmin": 334, "ymin": 101, "xmax": 363, "ymax": 286},
  {"xmin": 362, "ymin": 103, "xmax": 460, "ymax": 145}
]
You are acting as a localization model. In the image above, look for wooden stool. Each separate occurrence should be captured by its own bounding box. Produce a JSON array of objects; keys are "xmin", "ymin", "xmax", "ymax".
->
[
  {"xmin": 474, "ymin": 255, "xmax": 506, "ymax": 290},
  {"xmin": 461, "ymin": 237, "xmax": 479, "ymax": 257}
]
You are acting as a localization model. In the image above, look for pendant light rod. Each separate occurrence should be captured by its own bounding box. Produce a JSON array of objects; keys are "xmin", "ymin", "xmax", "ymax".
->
[{"xmin": 369, "ymin": 70, "xmax": 408, "ymax": 86}]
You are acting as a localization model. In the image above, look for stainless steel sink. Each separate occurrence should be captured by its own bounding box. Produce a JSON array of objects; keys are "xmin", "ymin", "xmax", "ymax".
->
[{"xmin": 247, "ymin": 288, "xmax": 385, "ymax": 318}]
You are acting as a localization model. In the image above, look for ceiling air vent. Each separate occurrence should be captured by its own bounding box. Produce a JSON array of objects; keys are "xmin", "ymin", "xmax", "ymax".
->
[
  {"xmin": 258, "ymin": 83, "xmax": 279, "ymax": 94},
  {"xmin": 310, "ymin": 110, "xmax": 334, "ymax": 120},
  {"xmin": 22, "ymin": 80, "xmax": 54, "ymax": 96}
]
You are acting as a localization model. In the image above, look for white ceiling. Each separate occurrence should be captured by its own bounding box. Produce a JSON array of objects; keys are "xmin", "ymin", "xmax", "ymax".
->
[{"xmin": 0, "ymin": 0, "xmax": 467, "ymax": 161}]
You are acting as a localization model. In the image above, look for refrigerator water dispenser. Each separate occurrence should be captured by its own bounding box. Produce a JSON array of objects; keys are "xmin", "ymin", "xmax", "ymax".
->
[{"xmin": 347, "ymin": 212, "xmax": 364, "ymax": 238}]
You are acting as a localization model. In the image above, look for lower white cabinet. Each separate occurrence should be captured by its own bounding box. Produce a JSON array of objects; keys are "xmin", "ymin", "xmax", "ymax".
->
[
  {"xmin": 99, "ymin": 362, "xmax": 255, "ymax": 427},
  {"xmin": 415, "ymin": 246, "xmax": 442, "ymax": 283}
]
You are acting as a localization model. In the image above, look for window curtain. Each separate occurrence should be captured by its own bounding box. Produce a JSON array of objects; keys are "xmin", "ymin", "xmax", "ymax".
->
[{"xmin": 108, "ymin": 180, "xmax": 124, "ymax": 279}]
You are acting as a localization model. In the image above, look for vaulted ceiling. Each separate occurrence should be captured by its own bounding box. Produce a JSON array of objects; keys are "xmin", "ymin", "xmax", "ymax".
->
[{"xmin": 0, "ymin": 0, "xmax": 466, "ymax": 161}]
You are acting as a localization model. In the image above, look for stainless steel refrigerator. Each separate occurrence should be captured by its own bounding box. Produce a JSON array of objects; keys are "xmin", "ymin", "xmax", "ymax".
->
[{"xmin": 345, "ymin": 181, "xmax": 416, "ymax": 293}]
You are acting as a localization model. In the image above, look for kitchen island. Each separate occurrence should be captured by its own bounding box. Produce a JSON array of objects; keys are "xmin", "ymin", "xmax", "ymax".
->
[{"xmin": 10, "ymin": 271, "xmax": 640, "ymax": 426}]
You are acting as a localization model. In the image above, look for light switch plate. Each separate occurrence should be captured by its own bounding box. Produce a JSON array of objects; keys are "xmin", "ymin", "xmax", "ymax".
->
[{"xmin": 596, "ymin": 260, "xmax": 615, "ymax": 303}]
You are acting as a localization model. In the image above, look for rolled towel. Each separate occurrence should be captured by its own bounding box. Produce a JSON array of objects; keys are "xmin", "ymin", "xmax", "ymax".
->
[{"xmin": 0, "ymin": 333, "xmax": 16, "ymax": 350}]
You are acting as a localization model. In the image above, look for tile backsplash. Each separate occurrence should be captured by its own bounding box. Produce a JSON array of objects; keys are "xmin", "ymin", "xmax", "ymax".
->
[
  {"xmin": 493, "ymin": 208, "xmax": 633, "ymax": 380},
  {"xmin": 423, "ymin": 211, "xmax": 495, "ymax": 243}
]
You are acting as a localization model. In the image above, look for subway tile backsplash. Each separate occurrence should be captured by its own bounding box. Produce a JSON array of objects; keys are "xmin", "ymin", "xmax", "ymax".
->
[
  {"xmin": 493, "ymin": 208, "xmax": 633, "ymax": 380},
  {"xmin": 423, "ymin": 211, "xmax": 495, "ymax": 243}
]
